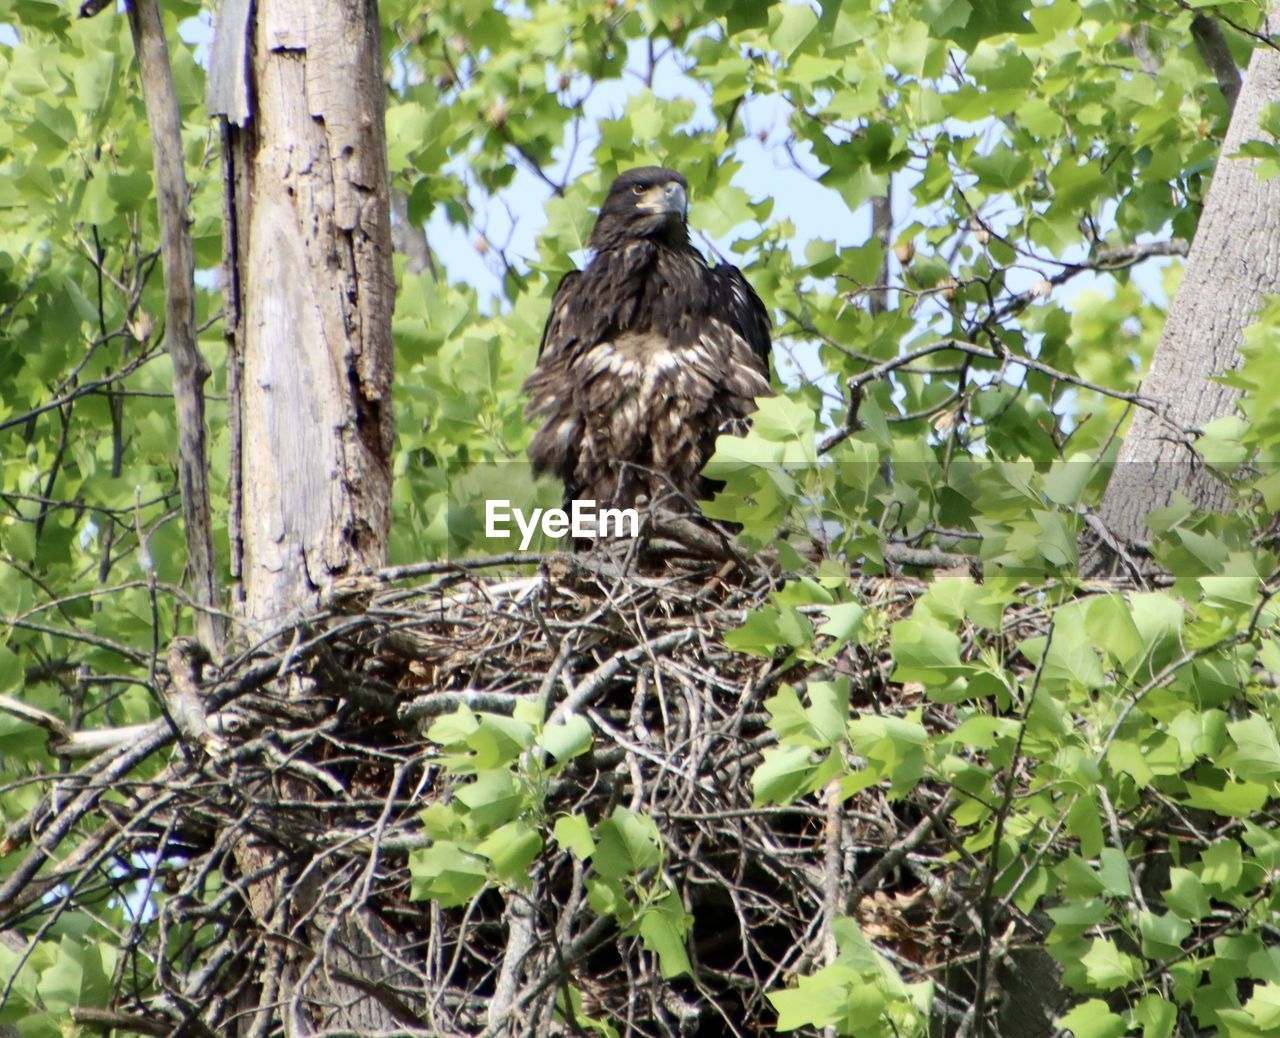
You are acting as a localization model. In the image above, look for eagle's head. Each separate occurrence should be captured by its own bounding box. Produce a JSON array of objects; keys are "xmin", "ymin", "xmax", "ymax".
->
[{"xmin": 588, "ymin": 167, "xmax": 690, "ymax": 249}]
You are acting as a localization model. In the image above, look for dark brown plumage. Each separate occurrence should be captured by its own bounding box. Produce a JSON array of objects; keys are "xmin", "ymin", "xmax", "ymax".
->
[{"xmin": 523, "ymin": 167, "xmax": 773, "ymax": 511}]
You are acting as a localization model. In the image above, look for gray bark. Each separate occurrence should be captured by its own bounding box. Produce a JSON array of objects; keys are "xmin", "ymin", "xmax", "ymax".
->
[
  {"xmin": 227, "ymin": 0, "xmax": 395, "ymax": 640},
  {"xmin": 213, "ymin": 0, "xmax": 400, "ymax": 1033},
  {"xmin": 1098, "ymin": 15, "xmax": 1280, "ymax": 547},
  {"xmin": 205, "ymin": 0, "xmax": 252, "ymax": 125}
]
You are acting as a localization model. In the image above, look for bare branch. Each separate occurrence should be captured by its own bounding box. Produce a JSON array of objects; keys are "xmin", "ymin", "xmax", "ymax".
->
[{"xmin": 126, "ymin": 0, "xmax": 222, "ymax": 652}]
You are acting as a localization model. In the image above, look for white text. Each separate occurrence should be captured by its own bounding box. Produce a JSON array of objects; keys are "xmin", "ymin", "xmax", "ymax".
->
[{"xmin": 485, "ymin": 499, "xmax": 639, "ymax": 550}]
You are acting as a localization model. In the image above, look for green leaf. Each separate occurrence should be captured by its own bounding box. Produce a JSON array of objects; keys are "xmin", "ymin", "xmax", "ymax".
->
[
  {"xmin": 34, "ymin": 939, "xmax": 88, "ymax": 1013},
  {"xmin": 1080, "ymin": 937, "xmax": 1141, "ymax": 990},
  {"xmin": 847, "ymin": 713, "xmax": 927, "ymax": 797},
  {"xmin": 408, "ymin": 842, "xmax": 487, "ymax": 907},
  {"xmin": 1049, "ymin": 157, "xmax": 1108, "ymax": 212},
  {"xmin": 1244, "ymin": 983, "xmax": 1280, "ymax": 1032},
  {"xmin": 1183, "ymin": 777, "xmax": 1269, "ymax": 817},
  {"xmin": 775, "ymin": 578, "xmax": 835, "ymax": 607},
  {"xmin": 1096, "ymin": 848, "xmax": 1132, "ymax": 898},
  {"xmin": 918, "ymin": 577, "xmax": 1006, "ymax": 630},
  {"xmin": 752, "ymin": 744, "xmax": 817, "ymax": 805},
  {"xmin": 805, "ymin": 679, "xmax": 850, "ymax": 746},
  {"xmin": 1047, "ymin": 894, "xmax": 1109, "ymax": 928},
  {"xmin": 1133, "ymin": 993, "xmax": 1177, "ymax": 1038},
  {"xmin": 886, "ymin": 19, "xmax": 930, "ymax": 78},
  {"xmin": 1020, "ymin": 609, "xmax": 1106, "ymax": 689},
  {"xmin": 1259, "ymin": 103, "xmax": 1280, "ymax": 139},
  {"xmin": 475, "ymin": 821, "xmax": 542, "ymax": 881},
  {"xmin": 0, "ymin": 646, "xmax": 22, "ymax": 695},
  {"xmin": 467, "ymin": 713, "xmax": 535, "ymax": 768},
  {"xmin": 419, "ymin": 802, "xmax": 464, "ymax": 841},
  {"xmin": 1084, "ymin": 595, "xmax": 1145, "ymax": 671},
  {"xmin": 540, "ymin": 715, "xmax": 593, "ymax": 762},
  {"xmin": 1197, "ymin": 840, "xmax": 1243, "ymax": 894},
  {"xmin": 1042, "ymin": 457, "xmax": 1092, "ymax": 506},
  {"xmin": 585, "ymin": 876, "xmax": 628, "ymax": 920},
  {"xmin": 385, "ymin": 101, "xmax": 433, "ymax": 169},
  {"xmin": 1138, "ymin": 911, "xmax": 1192, "ymax": 959},
  {"xmin": 593, "ymin": 808, "xmax": 662, "ymax": 879},
  {"xmin": 1223, "ymin": 715, "xmax": 1280, "ymax": 782},
  {"xmin": 1168, "ymin": 710, "xmax": 1227, "ymax": 763},
  {"xmin": 1067, "ymin": 798, "xmax": 1104, "ymax": 858},
  {"xmin": 764, "ymin": 684, "xmax": 811, "ymax": 741},
  {"xmin": 1163, "ymin": 868, "xmax": 1210, "ymax": 922},
  {"xmin": 1055, "ymin": 998, "xmax": 1126, "ymax": 1038},
  {"xmin": 817, "ymin": 601, "xmax": 866, "ymax": 648},
  {"xmin": 695, "ymin": 184, "xmax": 757, "ymax": 237},
  {"xmin": 970, "ymin": 146, "xmax": 1031, "ymax": 189},
  {"xmin": 1128, "ymin": 593, "xmax": 1185, "ymax": 659},
  {"xmin": 1242, "ymin": 819, "xmax": 1280, "ymax": 872},
  {"xmin": 750, "ymin": 395, "xmax": 817, "ymax": 449},
  {"xmin": 637, "ymin": 892, "xmax": 692, "ymax": 978},
  {"xmin": 553, "ymin": 815, "xmax": 595, "ymax": 860},
  {"xmin": 426, "ymin": 706, "xmax": 480, "ymax": 747},
  {"xmin": 768, "ymin": 3, "xmax": 818, "ymax": 58},
  {"xmin": 512, "ymin": 697, "xmax": 544, "ymax": 729},
  {"xmin": 768, "ymin": 971, "xmax": 852, "ymax": 1031},
  {"xmin": 724, "ymin": 605, "xmax": 813, "ymax": 656},
  {"xmin": 454, "ymin": 770, "xmax": 525, "ymax": 830},
  {"xmin": 106, "ymin": 170, "xmax": 153, "ymax": 212},
  {"xmin": 889, "ymin": 619, "xmax": 966, "ymax": 687}
]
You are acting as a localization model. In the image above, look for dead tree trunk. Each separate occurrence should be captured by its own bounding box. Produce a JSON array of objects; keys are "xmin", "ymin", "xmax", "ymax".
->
[
  {"xmin": 216, "ymin": 2, "xmax": 395, "ymax": 636},
  {"xmin": 1097, "ymin": 12, "xmax": 1280, "ymax": 548},
  {"xmin": 208, "ymin": 0, "xmax": 399, "ymax": 1032}
]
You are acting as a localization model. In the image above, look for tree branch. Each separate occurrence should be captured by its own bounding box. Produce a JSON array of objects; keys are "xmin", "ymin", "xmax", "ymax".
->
[
  {"xmin": 1191, "ymin": 14, "xmax": 1243, "ymax": 112},
  {"xmin": 126, "ymin": 0, "xmax": 222, "ymax": 653}
]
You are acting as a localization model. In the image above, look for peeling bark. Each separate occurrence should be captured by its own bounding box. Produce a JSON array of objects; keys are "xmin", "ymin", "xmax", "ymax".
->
[{"xmin": 225, "ymin": 0, "xmax": 395, "ymax": 639}]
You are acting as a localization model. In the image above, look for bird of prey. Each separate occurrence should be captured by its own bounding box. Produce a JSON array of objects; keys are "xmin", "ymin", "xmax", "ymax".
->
[{"xmin": 523, "ymin": 166, "xmax": 773, "ymax": 513}]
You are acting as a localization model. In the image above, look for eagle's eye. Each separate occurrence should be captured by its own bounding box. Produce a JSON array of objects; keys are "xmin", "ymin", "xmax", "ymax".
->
[{"xmin": 631, "ymin": 183, "xmax": 646, "ymax": 195}]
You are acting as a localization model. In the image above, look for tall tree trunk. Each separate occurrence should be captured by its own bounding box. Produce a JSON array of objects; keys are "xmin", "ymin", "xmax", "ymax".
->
[
  {"xmin": 209, "ymin": 0, "xmax": 398, "ymax": 1032},
  {"xmin": 222, "ymin": 3, "xmax": 395, "ymax": 635},
  {"xmin": 1097, "ymin": 13, "xmax": 1280, "ymax": 548}
]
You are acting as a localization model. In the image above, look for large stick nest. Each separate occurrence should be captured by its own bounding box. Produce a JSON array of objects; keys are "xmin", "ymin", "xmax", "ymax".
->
[{"xmin": 0, "ymin": 550, "xmax": 1058, "ymax": 1037}]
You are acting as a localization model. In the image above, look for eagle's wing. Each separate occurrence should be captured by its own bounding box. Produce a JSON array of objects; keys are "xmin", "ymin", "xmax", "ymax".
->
[
  {"xmin": 710, "ymin": 261, "xmax": 771, "ymax": 375},
  {"xmin": 524, "ymin": 268, "xmax": 593, "ymax": 491},
  {"xmin": 537, "ymin": 269, "xmax": 582, "ymax": 359}
]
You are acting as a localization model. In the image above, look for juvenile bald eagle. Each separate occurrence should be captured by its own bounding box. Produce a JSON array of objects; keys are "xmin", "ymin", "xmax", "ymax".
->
[{"xmin": 523, "ymin": 167, "xmax": 772, "ymax": 512}]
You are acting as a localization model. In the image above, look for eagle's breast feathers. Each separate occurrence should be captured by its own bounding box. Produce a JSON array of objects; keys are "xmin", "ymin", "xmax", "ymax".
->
[{"xmin": 523, "ymin": 168, "xmax": 772, "ymax": 511}]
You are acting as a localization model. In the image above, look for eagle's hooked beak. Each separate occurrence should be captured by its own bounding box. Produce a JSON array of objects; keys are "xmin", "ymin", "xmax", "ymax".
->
[{"xmin": 638, "ymin": 181, "xmax": 688, "ymax": 221}]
